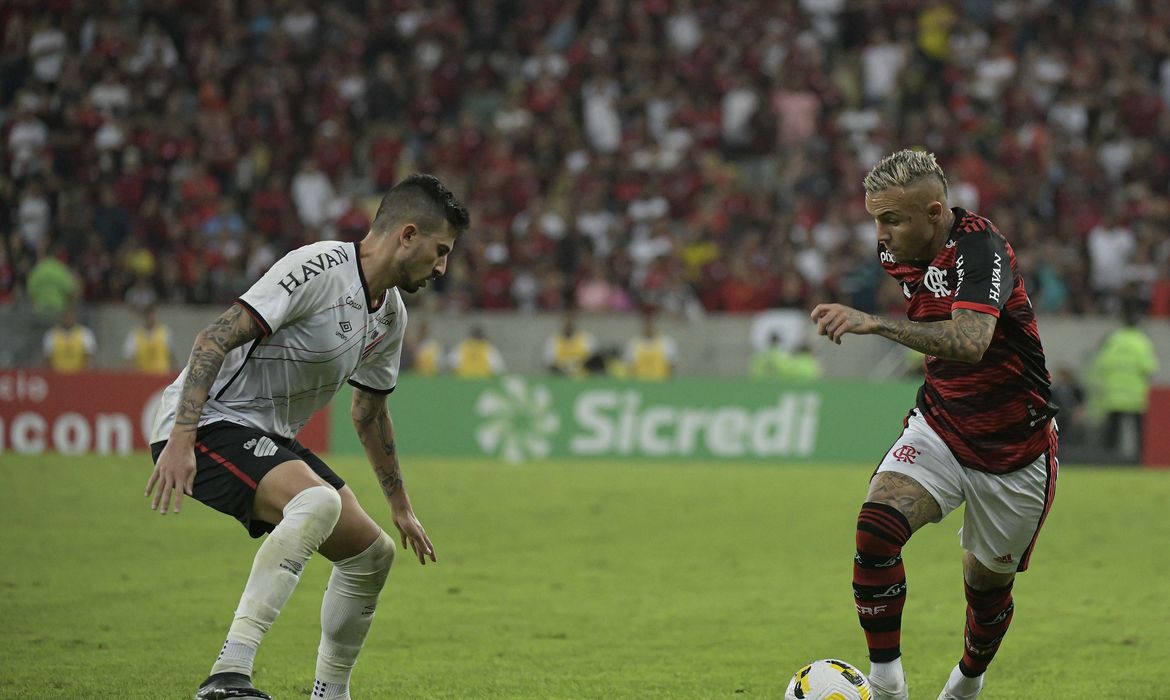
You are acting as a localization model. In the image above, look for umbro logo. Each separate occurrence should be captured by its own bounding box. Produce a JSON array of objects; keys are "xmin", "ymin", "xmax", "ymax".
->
[
  {"xmin": 243, "ymin": 436, "xmax": 279, "ymax": 458},
  {"xmin": 339, "ymin": 320, "xmax": 352, "ymax": 333}
]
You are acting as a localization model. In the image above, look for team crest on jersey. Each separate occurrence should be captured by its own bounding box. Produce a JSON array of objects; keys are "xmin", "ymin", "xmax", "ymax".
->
[{"xmin": 923, "ymin": 266, "xmax": 950, "ymax": 298}]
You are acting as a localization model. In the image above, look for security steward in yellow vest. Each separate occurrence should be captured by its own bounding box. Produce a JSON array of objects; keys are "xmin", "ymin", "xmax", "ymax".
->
[
  {"xmin": 450, "ymin": 326, "xmax": 505, "ymax": 378},
  {"xmin": 123, "ymin": 307, "xmax": 174, "ymax": 374},
  {"xmin": 545, "ymin": 315, "xmax": 596, "ymax": 378},
  {"xmin": 44, "ymin": 307, "xmax": 96, "ymax": 373}
]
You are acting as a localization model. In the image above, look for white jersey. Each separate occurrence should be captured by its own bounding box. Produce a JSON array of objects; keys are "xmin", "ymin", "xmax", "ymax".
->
[{"xmin": 152, "ymin": 241, "xmax": 407, "ymax": 442}]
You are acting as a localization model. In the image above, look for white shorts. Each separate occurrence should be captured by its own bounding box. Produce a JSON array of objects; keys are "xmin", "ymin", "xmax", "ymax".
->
[{"xmin": 876, "ymin": 410, "xmax": 1058, "ymax": 573}]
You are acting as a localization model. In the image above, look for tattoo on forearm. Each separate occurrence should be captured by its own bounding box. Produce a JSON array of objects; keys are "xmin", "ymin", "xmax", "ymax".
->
[
  {"xmin": 353, "ymin": 392, "xmax": 403, "ymax": 497},
  {"xmin": 874, "ymin": 309, "xmax": 995, "ymax": 362},
  {"xmin": 173, "ymin": 306, "xmax": 259, "ymax": 433}
]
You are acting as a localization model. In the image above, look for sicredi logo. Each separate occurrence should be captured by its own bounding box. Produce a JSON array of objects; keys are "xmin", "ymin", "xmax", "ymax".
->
[{"xmin": 473, "ymin": 378, "xmax": 820, "ymax": 462}]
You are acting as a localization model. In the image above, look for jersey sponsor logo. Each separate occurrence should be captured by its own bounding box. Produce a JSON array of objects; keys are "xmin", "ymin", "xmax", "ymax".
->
[
  {"xmin": 344, "ymin": 295, "xmax": 362, "ymax": 310},
  {"xmin": 946, "ymin": 238, "xmax": 956, "ymax": 248},
  {"xmin": 880, "ymin": 249, "xmax": 896, "ymax": 264},
  {"xmin": 244, "ymin": 436, "xmax": 279, "ymax": 457},
  {"xmin": 955, "ymin": 254, "xmax": 965, "ymax": 295},
  {"xmin": 989, "ymin": 252, "xmax": 1003, "ymax": 303},
  {"xmin": 923, "ymin": 266, "xmax": 950, "ymax": 297},
  {"xmin": 375, "ymin": 312, "xmax": 397, "ymax": 326},
  {"xmin": 276, "ymin": 245, "xmax": 351, "ymax": 295},
  {"xmin": 892, "ymin": 444, "xmax": 919, "ymax": 463}
]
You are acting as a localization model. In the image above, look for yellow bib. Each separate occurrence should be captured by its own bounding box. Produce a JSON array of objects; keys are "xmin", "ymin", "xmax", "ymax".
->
[
  {"xmin": 552, "ymin": 333, "xmax": 591, "ymax": 376},
  {"xmin": 631, "ymin": 338, "xmax": 670, "ymax": 380},
  {"xmin": 415, "ymin": 339, "xmax": 442, "ymax": 377},
  {"xmin": 49, "ymin": 328, "xmax": 89, "ymax": 373},
  {"xmin": 454, "ymin": 339, "xmax": 495, "ymax": 378},
  {"xmin": 132, "ymin": 326, "xmax": 171, "ymax": 374}
]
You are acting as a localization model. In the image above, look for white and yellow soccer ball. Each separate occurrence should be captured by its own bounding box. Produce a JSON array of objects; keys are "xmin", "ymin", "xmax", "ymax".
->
[{"xmin": 784, "ymin": 659, "xmax": 873, "ymax": 700}]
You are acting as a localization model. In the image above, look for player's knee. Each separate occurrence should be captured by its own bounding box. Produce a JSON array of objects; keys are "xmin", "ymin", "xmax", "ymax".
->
[
  {"xmin": 285, "ymin": 485, "xmax": 343, "ymax": 542},
  {"xmin": 368, "ymin": 530, "xmax": 395, "ymax": 582},
  {"xmin": 336, "ymin": 530, "xmax": 395, "ymax": 591}
]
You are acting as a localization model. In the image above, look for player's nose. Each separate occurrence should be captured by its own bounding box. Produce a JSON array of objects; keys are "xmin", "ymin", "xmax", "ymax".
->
[{"xmin": 433, "ymin": 257, "xmax": 448, "ymax": 277}]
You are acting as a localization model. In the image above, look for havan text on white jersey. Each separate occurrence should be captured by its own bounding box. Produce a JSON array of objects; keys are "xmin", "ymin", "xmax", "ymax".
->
[{"xmin": 152, "ymin": 241, "xmax": 406, "ymax": 442}]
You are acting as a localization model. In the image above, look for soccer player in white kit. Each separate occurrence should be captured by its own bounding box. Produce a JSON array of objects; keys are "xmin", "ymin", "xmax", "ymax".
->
[{"xmin": 145, "ymin": 174, "xmax": 469, "ymax": 700}]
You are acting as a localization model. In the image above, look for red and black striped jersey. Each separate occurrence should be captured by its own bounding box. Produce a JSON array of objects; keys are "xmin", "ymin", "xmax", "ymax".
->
[{"xmin": 881, "ymin": 207, "xmax": 1056, "ymax": 474}]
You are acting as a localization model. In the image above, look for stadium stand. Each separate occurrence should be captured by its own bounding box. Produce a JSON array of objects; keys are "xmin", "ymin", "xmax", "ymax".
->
[{"xmin": 1, "ymin": 0, "xmax": 1168, "ymax": 326}]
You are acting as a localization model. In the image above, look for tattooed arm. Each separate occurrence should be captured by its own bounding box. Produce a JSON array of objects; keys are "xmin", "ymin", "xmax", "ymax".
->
[
  {"xmin": 146, "ymin": 304, "xmax": 262, "ymax": 514},
  {"xmin": 352, "ymin": 386, "xmax": 436, "ymax": 564},
  {"xmin": 810, "ymin": 304, "xmax": 996, "ymax": 364}
]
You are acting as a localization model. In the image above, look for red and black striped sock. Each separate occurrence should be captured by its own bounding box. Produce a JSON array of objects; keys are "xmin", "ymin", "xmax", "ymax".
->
[
  {"xmin": 854, "ymin": 501, "xmax": 912, "ymax": 663},
  {"xmin": 959, "ymin": 582, "xmax": 1014, "ymax": 677}
]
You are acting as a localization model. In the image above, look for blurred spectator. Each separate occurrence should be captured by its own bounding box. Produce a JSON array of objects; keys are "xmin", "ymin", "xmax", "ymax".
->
[
  {"xmin": 405, "ymin": 320, "xmax": 444, "ymax": 377},
  {"xmin": 544, "ymin": 313, "xmax": 596, "ymax": 377},
  {"xmin": 448, "ymin": 325, "xmax": 505, "ymax": 379},
  {"xmin": 43, "ymin": 306, "xmax": 95, "ymax": 373},
  {"xmin": 1049, "ymin": 365, "xmax": 1087, "ymax": 449},
  {"xmin": 26, "ymin": 245, "xmax": 79, "ymax": 316},
  {"xmin": 624, "ymin": 310, "xmax": 678, "ymax": 381},
  {"xmin": 750, "ymin": 332, "xmax": 824, "ymax": 381},
  {"xmin": 1088, "ymin": 303, "xmax": 1159, "ymax": 463},
  {"xmin": 122, "ymin": 305, "xmax": 174, "ymax": 375}
]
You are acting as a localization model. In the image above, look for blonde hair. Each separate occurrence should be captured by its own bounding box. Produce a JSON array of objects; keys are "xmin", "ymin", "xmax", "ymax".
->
[{"xmin": 863, "ymin": 149, "xmax": 949, "ymax": 196}]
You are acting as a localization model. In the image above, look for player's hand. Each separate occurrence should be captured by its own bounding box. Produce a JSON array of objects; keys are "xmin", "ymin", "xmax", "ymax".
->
[
  {"xmin": 392, "ymin": 508, "xmax": 436, "ymax": 565},
  {"xmin": 810, "ymin": 303, "xmax": 878, "ymax": 344},
  {"xmin": 145, "ymin": 441, "xmax": 196, "ymax": 515}
]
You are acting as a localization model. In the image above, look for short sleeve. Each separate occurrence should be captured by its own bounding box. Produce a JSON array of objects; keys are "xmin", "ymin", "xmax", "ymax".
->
[
  {"xmin": 953, "ymin": 230, "xmax": 1013, "ymax": 317},
  {"xmin": 348, "ymin": 294, "xmax": 407, "ymax": 395},
  {"xmin": 237, "ymin": 244, "xmax": 348, "ymax": 336}
]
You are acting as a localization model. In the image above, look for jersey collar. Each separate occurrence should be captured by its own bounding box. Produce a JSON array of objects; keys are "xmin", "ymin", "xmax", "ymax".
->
[{"xmin": 353, "ymin": 241, "xmax": 387, "ymax": 313}]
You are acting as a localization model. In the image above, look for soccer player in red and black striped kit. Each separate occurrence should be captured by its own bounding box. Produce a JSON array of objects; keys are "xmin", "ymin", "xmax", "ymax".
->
[{"xmin": 811, "ymin": 150, "xmax": 1059, "ymax": 700}]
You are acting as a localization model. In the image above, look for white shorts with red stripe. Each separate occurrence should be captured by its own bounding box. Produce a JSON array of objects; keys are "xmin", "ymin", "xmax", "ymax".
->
[{"xmin": 877, "ymin": 409, "xmax": 1058, "ymax": 573}]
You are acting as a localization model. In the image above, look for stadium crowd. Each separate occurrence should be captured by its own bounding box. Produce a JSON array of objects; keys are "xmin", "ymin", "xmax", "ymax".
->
[{"xmin": 2, "ymin": 0, "xmax": 1170, "ymax": 320}]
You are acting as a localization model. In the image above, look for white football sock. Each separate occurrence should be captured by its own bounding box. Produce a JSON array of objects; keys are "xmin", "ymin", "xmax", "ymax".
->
[
  {"xmin": 312, "ymin": 531, "xmax": 396, "ymax": 698},
  {"xmin": 942, "ymin": 664, "xmax": 984, "ymax": 698},
  {"xmin": 210, "ymin": 486, "xmax": 342, "ymax": 676},
  {"xmin": 869, "ymin": 656, "xmax": 906, "ymax": 690}
]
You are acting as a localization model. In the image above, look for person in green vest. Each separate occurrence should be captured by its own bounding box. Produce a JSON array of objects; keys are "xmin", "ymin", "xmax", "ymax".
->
[
  {"xmin": 750, "ymin": 332, "xmax": 823, "ymax": 381},
  {"xmin": 26, "ymin": 244, "xmax": 80, "ymax": 317},
  {"xmin": 1089, "ymin": 303, "xmax": 1159, "ymax": 462}
]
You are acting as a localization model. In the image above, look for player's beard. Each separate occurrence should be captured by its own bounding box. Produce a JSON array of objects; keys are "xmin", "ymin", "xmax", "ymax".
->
[{"xmin": 397, "ymin": 260, "xmax": 430, "ymax": 294}]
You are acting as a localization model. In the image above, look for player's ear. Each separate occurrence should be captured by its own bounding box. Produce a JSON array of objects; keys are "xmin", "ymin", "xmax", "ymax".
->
[
  {"xmin": 927, "ymin": 200, "xmax": 944, "ymax": 222},
  {"xmin": 400, "ymin": 224, "xmax": 417, "ymax": 244}
]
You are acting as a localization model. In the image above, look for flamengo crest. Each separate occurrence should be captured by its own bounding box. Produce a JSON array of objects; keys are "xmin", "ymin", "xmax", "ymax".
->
[{"xmin": 923, "ymin": 266, "xmax": 950, "ymax": 298}]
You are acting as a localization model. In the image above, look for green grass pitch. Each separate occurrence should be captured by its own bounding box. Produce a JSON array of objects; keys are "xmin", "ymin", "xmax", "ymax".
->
[{"xmin": 2, "ymin": 454, "xmax": 1169, "ymax": 699}]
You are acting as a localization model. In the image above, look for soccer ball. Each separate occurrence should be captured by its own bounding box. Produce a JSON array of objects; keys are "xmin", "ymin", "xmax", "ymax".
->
[{"xmin": 784, "ymin": 659, "xmax": 872, "ymax": 700}]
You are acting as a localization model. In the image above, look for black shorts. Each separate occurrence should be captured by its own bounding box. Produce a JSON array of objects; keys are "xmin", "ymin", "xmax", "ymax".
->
[{"xmin": 150, "ymin": 421, "xmax": 345, "ymax": 538}]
